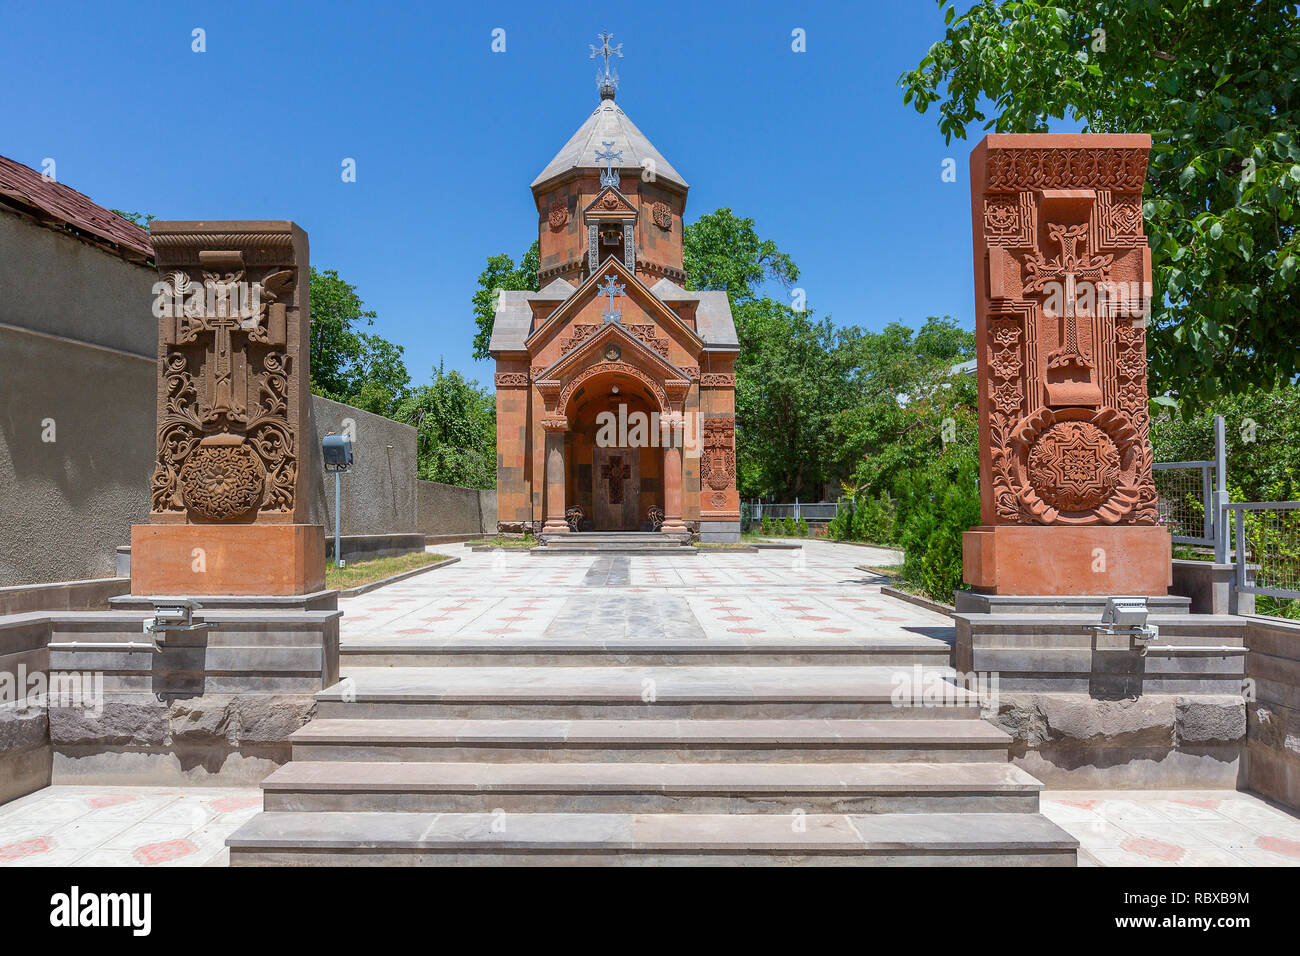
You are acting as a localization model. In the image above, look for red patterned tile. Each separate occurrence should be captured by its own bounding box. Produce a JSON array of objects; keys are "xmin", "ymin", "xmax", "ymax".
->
[
  {"xmin": 1256, "ymin": 835, "xmax": 1300, "ymax": 858},
  {"xmin": 87, "ymin": 794, "xmax": 138, "ymax": 809},
  {"xmin": 134, "ymin": 839, "xmax": 199, "ymax": 865},
  {"xmin": 209, "ymin": 795, "xmax": 261, "ymax": 813},
  {"xmin": 1120, "ymin": 835, "xmax": 1185, "ymax": 862},
  {"xmin": 0, "ymin": 836, "xmax": 53, "ymax": 861}
]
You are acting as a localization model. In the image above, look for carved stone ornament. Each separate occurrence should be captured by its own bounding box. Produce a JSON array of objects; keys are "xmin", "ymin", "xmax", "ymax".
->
[
  {"xmin": 178, "ymin": 434, "xmax": 265, "ymax": 520},
  {"xmin": 652, "ymin": 201, "xmax": 672, "ymax": 230},
  {"xmin": 700, "ymin": 416, "xmax": 736, "ymax": 492},
  {"xmin": 495, "ymin": 372, "xmax": 530, "ymax": 387},
  {"xmin": 974, "ymin": 136, "xmax": 1157, "ymax": 528},
  {"xmin": 147, "ymin": 222, "xmax": 308, "ymax": 524},
  {"xmin": 549, "ymin": 198, "xmax": 569, "ymax": 230}
]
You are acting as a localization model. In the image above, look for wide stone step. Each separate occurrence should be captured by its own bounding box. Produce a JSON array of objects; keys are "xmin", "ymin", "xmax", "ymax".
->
[
  {"xmin": 290, "ymin": 717, "xmax": 1012, "ymax": 763},
  {"xmin": 316, "ymin": 666, "xmax": 984, "ymax": 719},
  {"xmin": 260, "ymin": 760, "xmax": 1041, "ymax": 813},
  {"xmin": 339, "ymin": 634, "xmax": 953, "ymax": 667},
  {"xmin": 532, "ymin": 546, "xmax": 698, "ymax": 555},
  {"xmin": 227, "ymin": 810, "xmax": 1077, "ymax": 866}
]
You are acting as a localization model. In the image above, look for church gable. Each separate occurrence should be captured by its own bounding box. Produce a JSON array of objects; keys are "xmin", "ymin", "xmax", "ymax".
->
[
  {"xmin": 583, "ymin": 186, "xmax": 637, "ymax": 219},
  {"xmin": 524, "ymin": 255, "xmax": 702, "ymax": 361}
]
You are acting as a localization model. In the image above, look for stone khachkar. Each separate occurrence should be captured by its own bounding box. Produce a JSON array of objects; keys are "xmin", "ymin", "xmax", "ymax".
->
[
  {"xmin": 963, "ymin": 135, "xmax": 1170, "ymax": 595},
  {"xmin": 131, "ymin": 221, "xmax": 324, "ymax": 595}
]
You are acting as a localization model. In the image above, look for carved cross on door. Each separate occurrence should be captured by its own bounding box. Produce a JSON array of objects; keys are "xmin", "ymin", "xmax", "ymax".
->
[{"xmin": 601, "ymin": 456, "xmax": 630, "ymax": 504}]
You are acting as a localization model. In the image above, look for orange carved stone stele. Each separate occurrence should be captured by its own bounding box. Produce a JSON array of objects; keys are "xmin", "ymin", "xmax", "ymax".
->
[
  {"xmin": 964, "ymin": 135, "xmax": 1170, "ymax": 595},
  {"xmin": 132, "ymin": 220, "xmax": 324, "ymax": 595}
]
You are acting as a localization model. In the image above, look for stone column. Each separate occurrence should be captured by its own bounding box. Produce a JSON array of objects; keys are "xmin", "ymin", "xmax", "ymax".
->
[
  {"xmin": 661, "ymin": 414, "xmax": 687, "ymax": 534},
  {"xmin": 541, "ymin": 419, "xmax": 570, "ymax": 534}
]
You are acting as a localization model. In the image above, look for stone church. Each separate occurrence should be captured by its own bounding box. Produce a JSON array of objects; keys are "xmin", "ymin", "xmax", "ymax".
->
[{"xmin": 489, "ymin": 69, "xmax": 740, "ymax": 543}]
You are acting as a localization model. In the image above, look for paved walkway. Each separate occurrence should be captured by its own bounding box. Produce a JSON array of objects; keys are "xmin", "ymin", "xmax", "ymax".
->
[{"xmin": 2, "ymin": 540, "xmax": 1297, "ymax": 866}]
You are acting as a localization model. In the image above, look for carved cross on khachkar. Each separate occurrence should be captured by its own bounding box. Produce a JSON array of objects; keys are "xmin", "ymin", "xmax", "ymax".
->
[
  {"xmin": 595, "ymin": 139, "xmax": 623, "ymax": 190},
  {"xmin": 589, "ymin": 31, "xmax": 622, "ymax": 98},
  {"xmin": 164, "ymin": 268, "xmax": 293, "ymax": 425},
  {"xmin": 597, "ymin": 274, "xmax": 626, "ymax": 324},
  {"xmin": 1024, "ymin": 222, "xmax": 1113, "ymax": 375},
  {"xmin": 601, "ymin": 456, "xmax": 630, "ymax": 504}
]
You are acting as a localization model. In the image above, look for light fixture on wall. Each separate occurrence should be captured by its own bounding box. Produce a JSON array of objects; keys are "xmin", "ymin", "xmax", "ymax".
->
[{"xmin": 1086, "ymin": 596, "xmax": 1158, "ymax": 653}]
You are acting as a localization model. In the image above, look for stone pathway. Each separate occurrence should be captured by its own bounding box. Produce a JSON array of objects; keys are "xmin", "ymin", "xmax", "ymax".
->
[
  {"xmin": 1041, "ymin": 790, "xmax": 1300, "ymax": 866},
  {"xmin": 0, "ymin": 785, "xmax": 260, "ymax": 867}
]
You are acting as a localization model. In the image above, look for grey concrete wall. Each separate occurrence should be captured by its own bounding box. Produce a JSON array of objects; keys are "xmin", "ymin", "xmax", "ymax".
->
[
  {"xmin": 418, "ymin": 480, "xmax": 497, "ymax": 537},
  {"xmin": 308, "ymin": 396, "xmax": 418, "ymax": 539},
  {"xmin": 0, "ymin": 208, "xmax": 157, "ymax": 587},
  {"xmin": 1244, "ymin": 616, "xmax": 1300, "ymax": 811}
]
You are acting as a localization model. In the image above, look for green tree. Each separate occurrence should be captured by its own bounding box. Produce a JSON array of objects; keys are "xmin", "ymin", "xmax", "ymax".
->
[
  {"xmin": 471, "ymin": 241, "xmax": 539, "ymax": 360},
  {"xmin": 683, "ymin": 208, "xmax": 799, "ymax": 302},
  {"xmin": 395, "ymin": 362, "xmax": 497, "ymax": 489},
  {"xmin": 900, "ymin": 0, "xmax": 1300, "ymax": 408},
  {"xmin": 308, "ymin": 267, "xmax": 411, "ymax": 418}
]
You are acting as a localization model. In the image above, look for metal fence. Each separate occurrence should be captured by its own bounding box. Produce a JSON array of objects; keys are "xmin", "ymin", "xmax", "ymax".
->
[
  {"xmin": 743, "ymin": 500, "xmax": 839, "ymax": 530},
  {"xmin": 1153, "ymin": 460, "xmax": 1217, "ymax": 546},
  {"xmin": 1225, "ymin": 501, "xmax": 1300, "ymax": 599}
]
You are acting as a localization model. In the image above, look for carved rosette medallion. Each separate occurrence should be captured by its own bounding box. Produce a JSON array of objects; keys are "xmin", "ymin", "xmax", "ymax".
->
[
  {"xmin": 549, "ymin": 198, "xmax": 568, "ymax": 230},
  {"xmin": 178, "ymin": 437, "xmax": 265, "ymax": 520},
  {"xmin": 1008, "ymin": 407, "xmax": 1148, "ymax": 525},
  {"xmin": 1026, "ymin": 421, "xmax": 1119, "ymax": 512},
  {"xmin": 652, "ymin": 201, "xmax": 672, "ymax": 230}
]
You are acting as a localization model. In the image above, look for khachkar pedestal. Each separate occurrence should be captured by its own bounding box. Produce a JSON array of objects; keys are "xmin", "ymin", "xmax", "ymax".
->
[
  {"xmin": 131, "ymin": 221, "xmax": 325, "ymax": 596},
  {"xmin": 963, "ymin": 134, "xmax": 1170, "ymax": 597}
]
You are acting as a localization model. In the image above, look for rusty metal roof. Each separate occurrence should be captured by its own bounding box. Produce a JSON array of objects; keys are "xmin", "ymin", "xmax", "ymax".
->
[{"xmin": 0, "ymin": 154, "xmax": 152, "ymax": 262}]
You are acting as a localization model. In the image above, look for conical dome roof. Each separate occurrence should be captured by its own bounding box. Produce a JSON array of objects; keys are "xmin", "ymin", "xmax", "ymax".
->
[{"xmin": 531, "ymin": 95, "xmax": 688, "ymax": 192}]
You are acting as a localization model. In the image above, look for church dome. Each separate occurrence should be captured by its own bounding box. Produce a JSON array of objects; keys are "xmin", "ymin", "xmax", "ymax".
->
[{"xmin": 530, "ymin": 95, "xmax": 688, "ymax": 193}]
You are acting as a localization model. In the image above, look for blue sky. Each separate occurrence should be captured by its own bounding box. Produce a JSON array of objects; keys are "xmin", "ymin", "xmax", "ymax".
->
[{"xmin": 4, "ymin": 0, "xmax": 991, "ymax": 386}]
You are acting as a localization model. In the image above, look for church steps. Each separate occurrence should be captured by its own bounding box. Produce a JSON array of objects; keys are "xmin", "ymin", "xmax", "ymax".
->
[
  {"xmin": 314, "ymin": 665, "xmax": 984, "ymax": 720},
  {"xmin": 289, "ymin": 717, "xmax": 1008, "ymax": 764},
  {"xmin": 258, "ymin": 759, "xmax": 1042, "ymax": 814},
  {"xmin": 339, "ymin": 635, "xmax": 953, "ymax": 667},
  {"xmin": 288, "ymin": 717, "xmax": 1014, "ymax": 764},
  {"xmin": 227, "ymin": 810, "xmax": 1077, "ymax": 866}
]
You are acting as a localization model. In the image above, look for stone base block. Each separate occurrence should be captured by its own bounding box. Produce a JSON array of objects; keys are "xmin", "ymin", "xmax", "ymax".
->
[
  {"xmin": 989, "ymin": 692, "xmax": 1245, "ymax": 788},
  {"xmin": 963, "ymin": 524, "xmax": 1171, "ymax": 596},
  {"xmin": 131, "ymin": 523, "xmax": 325, "ymax": 596},
  {"xmin": 955, "ymin": 611, "xmax": 1248, "ymax": 694},
  {"xmin": 48, "ymin": 693, "xmax": 316, "ymax": 786},
  {"xmin": 698, "ymin": 520, "xmax": 741, "ymax": 544}
]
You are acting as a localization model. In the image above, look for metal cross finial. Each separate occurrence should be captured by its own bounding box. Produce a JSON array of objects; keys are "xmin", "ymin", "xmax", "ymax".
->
[
  {"xmin": 597, "ymin": 274, "xmax": 626, "ymax": 324},
  {"xmin": 594, "ymin": 139, "xmax": 624, "ymax": 189},
  {"xmin": 589, "ymin": 32, "xmax": 623, "ymax": 79}
]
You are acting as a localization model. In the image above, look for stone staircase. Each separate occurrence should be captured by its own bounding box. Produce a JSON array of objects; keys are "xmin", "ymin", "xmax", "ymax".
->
[
  {"xmin": 227, "ymin": 635, "xmax": 1078, "ymax": 865},
  {"xmin": 534, "ymin": 531, "xmax": 697, "ymax": 555}
]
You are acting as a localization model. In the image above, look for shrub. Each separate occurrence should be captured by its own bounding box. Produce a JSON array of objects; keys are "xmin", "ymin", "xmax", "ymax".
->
[
  {"xmin": 760, "ymin": 513, "xmax": 773, "ymax": 535},
  {"xmin": 893, "ymin": 451, "xmax": 979, "ymax": 604},
  {"xmin": 782, "ymin": 516, "xmax": 797, "ymax": 536},
  {"xmin": 796, "ymin": 517, "xmax": 809, "ymax": 537}
]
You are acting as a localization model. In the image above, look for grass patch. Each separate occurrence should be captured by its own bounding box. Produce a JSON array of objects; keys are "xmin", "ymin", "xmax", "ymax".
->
[
  {"xmin": 326, "ymin": 551, "xmax": 451, "ymax": 590},
  {"xmin": 696, "ymin": 542, "xmax": 755, "ymax": 551},
  {"xmin": 465, "ymin": 535, "xmax": 537, "ymax": 549}
]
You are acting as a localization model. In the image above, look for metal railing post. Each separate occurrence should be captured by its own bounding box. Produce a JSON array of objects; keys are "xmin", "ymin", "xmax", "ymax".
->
[{"xmin": 1214, "ymin": 414, "xmax": 1229, "ymax": 564}]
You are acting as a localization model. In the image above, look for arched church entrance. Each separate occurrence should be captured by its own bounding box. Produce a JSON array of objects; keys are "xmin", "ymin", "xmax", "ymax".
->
[{"xmin": 567, "ymin": 379, "xmax": 664, "ymax": 532}]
